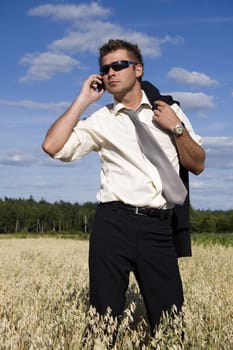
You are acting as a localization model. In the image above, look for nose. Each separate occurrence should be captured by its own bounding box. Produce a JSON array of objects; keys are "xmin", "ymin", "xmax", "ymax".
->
[{"xmin": 108, "ymin": 67, "xmax": 116, "ymax": 76}]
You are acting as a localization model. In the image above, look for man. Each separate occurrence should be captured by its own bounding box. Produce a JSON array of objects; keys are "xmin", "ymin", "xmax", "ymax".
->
[{"xmin": 42, "ymin": 39, "xmax": 205, "ymax": 336}]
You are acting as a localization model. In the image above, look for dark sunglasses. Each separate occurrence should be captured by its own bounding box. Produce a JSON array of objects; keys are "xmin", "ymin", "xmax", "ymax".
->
[{"xmin": 100, "ymin": 60, "xmax": 138, "ymax": 75}]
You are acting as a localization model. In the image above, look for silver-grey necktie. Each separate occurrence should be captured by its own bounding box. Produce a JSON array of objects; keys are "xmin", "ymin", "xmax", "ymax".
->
[{"xmin": 125, "ymin": 109, "xmax": 187, "ymax": 205}]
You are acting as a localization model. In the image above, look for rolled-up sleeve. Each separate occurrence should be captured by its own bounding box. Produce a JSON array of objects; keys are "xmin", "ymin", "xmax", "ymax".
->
[{"xmin": 54, "ymin": 119, "xmax": 102, "ymax": 162}]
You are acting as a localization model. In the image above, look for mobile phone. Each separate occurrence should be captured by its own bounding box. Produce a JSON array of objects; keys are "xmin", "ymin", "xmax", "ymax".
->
[
  {"xmin": 96, "ymin": 80, "xmax": 105, "ymax": 91},
  {"xmin": 91, "ymin": 79, "xmax": 105, "ymax": 91}
]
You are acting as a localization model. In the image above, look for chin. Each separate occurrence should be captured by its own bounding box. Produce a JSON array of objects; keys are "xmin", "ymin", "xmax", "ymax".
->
[{"xmin": 108, "ymin": 86, "xmax": 122, "ymax": 94}]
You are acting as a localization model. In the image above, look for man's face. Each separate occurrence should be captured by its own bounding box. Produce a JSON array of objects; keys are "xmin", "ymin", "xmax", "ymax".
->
[{"xmin": 100, "ymin": 49, "xmax": 143, "ymax": 97}]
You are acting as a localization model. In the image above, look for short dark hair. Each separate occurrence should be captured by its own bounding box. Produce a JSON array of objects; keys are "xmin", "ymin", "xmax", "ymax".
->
[{"xmin": 98, "ymin": 39, "xmax": 144, "ymax": 67}]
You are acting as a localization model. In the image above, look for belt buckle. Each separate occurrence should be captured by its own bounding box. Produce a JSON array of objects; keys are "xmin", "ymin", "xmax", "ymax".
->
[{"xmin": 135, "ymin": 207, "xmax": 144, "ymax": 215}]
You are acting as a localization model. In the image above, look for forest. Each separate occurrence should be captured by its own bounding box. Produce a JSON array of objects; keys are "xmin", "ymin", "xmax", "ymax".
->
[{"xmin": 0, "ymin": 196, "xmax": 232, "ymax": 234}]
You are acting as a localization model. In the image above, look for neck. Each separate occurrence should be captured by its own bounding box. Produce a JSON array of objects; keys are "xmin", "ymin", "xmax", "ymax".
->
[{"xmin": 114, "ymin": 82, "xmax": 142, "ymax": 110}]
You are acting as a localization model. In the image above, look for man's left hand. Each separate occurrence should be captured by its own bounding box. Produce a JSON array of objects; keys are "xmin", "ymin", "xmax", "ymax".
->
[{"xmin": 153, "ymin": 100, "xmax": 180, "ymax": 132}]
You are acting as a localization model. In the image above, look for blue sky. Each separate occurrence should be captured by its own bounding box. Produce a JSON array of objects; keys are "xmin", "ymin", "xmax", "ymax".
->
[{"xmin": 1, "ymin": 0, "xmax": 233, "ymax": 210}]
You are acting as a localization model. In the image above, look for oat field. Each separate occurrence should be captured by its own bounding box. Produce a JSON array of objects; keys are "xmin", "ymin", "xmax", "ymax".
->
[{"xmin": 0, "ymin": 238, "xmax": 232, "ymax": 349}]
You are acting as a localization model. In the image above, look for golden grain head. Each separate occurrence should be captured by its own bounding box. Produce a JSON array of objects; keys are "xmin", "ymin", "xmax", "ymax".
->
[{"xmin": 0, "ymin": 238, "xmax": 232, "ymax": 349}]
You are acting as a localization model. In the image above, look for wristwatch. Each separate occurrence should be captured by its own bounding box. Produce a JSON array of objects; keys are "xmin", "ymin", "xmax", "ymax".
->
[{"xmin": 173, "ymin": 122, "xmax": 185, "ymax": 136}]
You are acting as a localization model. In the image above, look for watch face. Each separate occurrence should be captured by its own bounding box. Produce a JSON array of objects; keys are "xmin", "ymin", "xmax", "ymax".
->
[{"xmin": 174, "ymin": 124, "xmax": 184, "ymax": 135}]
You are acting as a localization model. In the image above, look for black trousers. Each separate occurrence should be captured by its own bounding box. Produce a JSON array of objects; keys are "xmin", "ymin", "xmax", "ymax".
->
[{"xmin": 89, "ymin": 202, "xmax": 184, "ymax": 332}]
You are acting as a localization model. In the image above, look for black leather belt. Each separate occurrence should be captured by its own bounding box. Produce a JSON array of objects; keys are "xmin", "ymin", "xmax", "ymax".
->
[{"xmin": 100, "ymin": 202, "xmax": 173, "ymax": 219}]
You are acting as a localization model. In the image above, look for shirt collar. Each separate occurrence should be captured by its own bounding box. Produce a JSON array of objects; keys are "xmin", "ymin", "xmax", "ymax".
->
[{"xmin": 112, "ymin": 90, "xmax": 152, "ymax": 116}]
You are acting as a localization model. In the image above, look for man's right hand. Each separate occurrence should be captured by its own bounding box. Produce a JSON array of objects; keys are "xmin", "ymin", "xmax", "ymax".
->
[
  {"xmin": 42, "ymin": 74, "xmax": 105, "ymax": 156},
  {"xmin": 79, "ymin": 74, "xmax": 105, "ymax": 104}
]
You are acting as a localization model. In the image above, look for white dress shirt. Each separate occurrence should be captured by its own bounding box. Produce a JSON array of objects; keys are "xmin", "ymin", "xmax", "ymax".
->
[{"xmin": 54, "ymin": 91, "xmax": 202, "ymax": 208}]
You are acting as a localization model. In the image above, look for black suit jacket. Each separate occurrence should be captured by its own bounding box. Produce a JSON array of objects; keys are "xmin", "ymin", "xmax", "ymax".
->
[{"xmin": 141, "ymin": 81, "xmax": 192, "ymax": 257}]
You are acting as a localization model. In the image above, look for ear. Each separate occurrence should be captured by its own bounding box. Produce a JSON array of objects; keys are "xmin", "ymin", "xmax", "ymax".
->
[{"xmin": 135, "ymin": 64, "xmax": 143, "ymax": 79}]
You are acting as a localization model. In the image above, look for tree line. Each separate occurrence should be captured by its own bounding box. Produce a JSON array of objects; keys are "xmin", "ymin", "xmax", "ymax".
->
[{"xmin": 0, "ymin": 197, "xmax": 232, "ymax": 234}]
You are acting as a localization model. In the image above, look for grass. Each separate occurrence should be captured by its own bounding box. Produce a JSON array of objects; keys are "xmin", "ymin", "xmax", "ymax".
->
[
  {"xmin": 191, "ymin": 232, "xmax": 233, "ymax": 247},
  {"xmin": 0, "ymin": 238, "xmax": 232, "ymax": 349}
]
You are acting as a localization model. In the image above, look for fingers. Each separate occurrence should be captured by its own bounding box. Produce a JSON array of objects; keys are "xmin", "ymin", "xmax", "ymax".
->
[
  {"xmin": 152, "ymin": 101, "xmax": 180, "ymax": 131},
  {"xmin": 155, "ymin": 100, "xmax": 167, "ymax": 106},
  {"xmin": 88, "ymin": 75, "xmax": 104, "ymax": 90},
  {"xmin": 81, "ymin": 75, "xmax": 105, "ymax": 101},
  {"xmin": 90, "ymin": 80, "xmax": 98, "ymax": 89},
  {"xmin": 154, "ymin": 100, "xmax": 167, "ymax": 111}
]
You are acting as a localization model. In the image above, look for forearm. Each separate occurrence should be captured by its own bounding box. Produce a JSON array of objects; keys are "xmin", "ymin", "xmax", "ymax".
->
[
  {"xmin": 42, "ymin": 74, "xmax": 104, "ymax": 157},
  {"xmin": 153, "ymin": 101, "xmax": 205, "ymax": 175},
  {"xmin": 42, "ymin": 95, "xmax": 90, "ymax": 156},
  {"xmin": 174, "ymin": 130, "xmax": 206, "ymax": 175}
]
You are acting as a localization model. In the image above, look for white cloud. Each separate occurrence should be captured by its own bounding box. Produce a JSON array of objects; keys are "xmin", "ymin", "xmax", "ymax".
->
[
  {"xmin": 203, "ymin": 136, "xmax": 233, "ymax": 146},
  {"xmin": 19, "ymin": 52, "xmax": 79, "ymax": 82},
  {"xmin": 28, "ymin": 2, "xmax": 111, "ymax": 21},
  {"xmin": 0, "ymin": 148, "xmax": 80, "ymax": 169},
  {"xmin": 170, "ymin": 91, "xmax": 214, "ymax": 111},
  {"xmin": 0, "ymin": 150, "xmax": 36, "ymax": 167},
  {"xmin": 20, "ymin": 3, "xmax": 184, "ymax": 81},
  {"xmin": 49, "ymin": 22, "xmax": 125, "ymax": 53},
  {"xmin": 168, "ymin": 67, "xmax": 218, "ymax": 87},
  {"xmin": 0, "ymin": 99, "xmax": 69, "ymax": 112},
  {"xmin": 202, "ymin": 136, "xmax": 233, "ymax": 169},
  {"xmin": 190, "ymin": 180, "xmax": 206, "ymax": 189},
  {"xmin": 49, "ymin": 22, "xmax": 164, "ymax": 57},
  {"xmin": 159, "ymin": 34, "xmax": 184, "ymax": 45}
]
